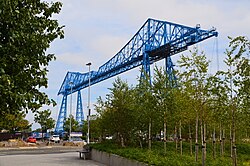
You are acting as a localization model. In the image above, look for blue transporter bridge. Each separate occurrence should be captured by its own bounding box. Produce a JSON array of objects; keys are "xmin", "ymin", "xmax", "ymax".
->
[{"xmin": 55, "ymin": 18, "xmax": 218, "ymax": 133}]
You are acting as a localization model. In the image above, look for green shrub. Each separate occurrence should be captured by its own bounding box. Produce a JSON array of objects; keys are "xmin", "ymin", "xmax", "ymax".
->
[{"xmin": 90, "ymin": 141, "xmax": 250, "ymax": 166}]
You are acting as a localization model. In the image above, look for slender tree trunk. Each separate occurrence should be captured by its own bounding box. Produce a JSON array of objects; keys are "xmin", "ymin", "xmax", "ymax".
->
[
  {"xmin": 201, "ymin": 121, "xmax": 205, "ymax": 166},
  {"xmin": 201, "ymin": 121, "xmax": 203, "ymax": 145},
  {"xmin": 213, "ymin": 126, "xmax": 216, "ymax": 159},
  {"xmin": 139, "ymin": 138, "xmax": 142, "ymax": 148},
  {"xmin": 232, "ymin": 105, "xmax": 237, "ymax": 166},
  {"xmin": 175, "ymin": 125, "xmax": 178, "ymax": 152},
  {"xmin": 138, "ymin": 130, "xmax": 143, "ymax": 148},
  {"xmin": 204, "ymin": 124, "xmax": 207, "ymax": 162},
  {"xmin": 148, "ymin": 118, "xmax": 152, "ymax": 150},
  {"xmin": 121, "ymin": 134, "xmax": 125, "ymax": 147},
  {"xmin": 164, "ymin": 112, "xmax": 167, "ymax": 154},
  {"xmin": 223, "ymin": 128, "xmax": 225, "ymax": 155},
  {"xmin": 189, "ymin": 124, "xmax": 192, "ymax": 156},
  {"xmin": 220, "ymin": 122, "xmax": 223, "ymax": 156},
  {"xmin": 230, "ymin": 126, "xmax": 233, "ymax": 158},
  {"xmin": 179, "ymin": 121, "xmax": 182, "ymax": 155},
  {"xmin": 195, "ymin": 112, "xmax": 199, "ymax": 162}
]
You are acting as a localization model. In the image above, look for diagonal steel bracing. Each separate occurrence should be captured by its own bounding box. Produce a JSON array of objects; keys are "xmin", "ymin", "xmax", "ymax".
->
[
  {"xmin": 76, "ymin": 91, "xmax": 84, "ymax": 126},
  {"xmin": 58, "ymin": 18, "xmax": 218, "ymax": 95}
]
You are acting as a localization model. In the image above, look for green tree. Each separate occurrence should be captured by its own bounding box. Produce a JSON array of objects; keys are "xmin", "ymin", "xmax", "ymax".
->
[
  {"xmin": 236, "ymin": 55, "xmax": 250, "ymax": 140},
  {"xmin": 0, "ymin": 0, "xmax": 64, "ymax": 118},
  {"xmin": 63, "ymin": 115, "xmax": 81, "ymax": 134},
  {"xmin": 228, "ymin": 36, "xmax": 250, "ymax": 141},
  {"xmin": 93, "ymin": 96, "xmax": 111, "ymax": 140},
  {"xmin": 221, "ymin": 36, "xmax": 250, "ymax": 165},
  {"xmin": 152, "ymin": 66, "xmax": 178, "ymax": 153},
  {"xmin": 102, "ymin": 78, "xmax": 136, "ymax": 147},
  {"xmin": 0, "ymin": 112, "xmax": 31, "ymax": 132},
  {"xmin": 34, "ymin": 109, "xmax": 55, "ymax": 138},
  {"xmin": 206, "ymin": 74, "xmax": 229, "ymax": 158},
  {"xmin": 177, "ymin": 47, "xmax": 210, "ymax": 163},
  {"xmin": 135, "ymin": 71, "xmax": 158, "ymax": 150}
]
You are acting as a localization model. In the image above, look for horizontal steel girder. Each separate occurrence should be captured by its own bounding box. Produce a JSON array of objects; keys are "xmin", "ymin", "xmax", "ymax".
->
[{"xmin": 58, "ymin": 18, "xmax": 218, "ymax": 95}]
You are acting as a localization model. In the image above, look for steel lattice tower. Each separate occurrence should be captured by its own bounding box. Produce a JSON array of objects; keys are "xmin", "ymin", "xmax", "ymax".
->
[
  {"xmin": 76, "ymin": 90, "xmax": 84, "ymax": 126},
  {"xmin": 55, "ymin": 95, "xmax": 67, "ymax": 133}
]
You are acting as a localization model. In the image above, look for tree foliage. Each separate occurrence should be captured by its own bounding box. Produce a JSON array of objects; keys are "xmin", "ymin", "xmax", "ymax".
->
[
  {"xmin": 90, "ymin": 36, "xmax": 250, "ymax": 165},
  {"xmin": 34, "ymin": 109, "xmax": 55, "ymax": 134},
  {"xmin": 0, "ymin": 112, "xmax": 31, "ymax": 132},
  {"xmin": 63, "ymin": 115, "xmax": 81, "ymax": 134},
  {"xmin": 0, "ymin": 0, "xmax": 64, "ymax": 119}
]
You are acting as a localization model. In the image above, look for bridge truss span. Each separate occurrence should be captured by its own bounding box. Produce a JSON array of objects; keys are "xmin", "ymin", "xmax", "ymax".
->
[
  {"xmin": 58, "ymin": 18, "xmax": 218, "ymax": 95},
  {"xmin": 55, "ymin": 18, "xmax": 218, "ymax": 133}
]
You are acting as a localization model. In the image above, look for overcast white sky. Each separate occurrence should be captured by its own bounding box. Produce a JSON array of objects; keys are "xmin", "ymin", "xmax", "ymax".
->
[{"xmin": 28, "ymin": 0, "xmax": 250, "ymax": 129}]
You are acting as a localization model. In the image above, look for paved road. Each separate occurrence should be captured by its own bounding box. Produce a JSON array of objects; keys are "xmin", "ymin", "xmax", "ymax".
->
[{"xmin": 0, "ymin": 150, "xmax": 106, "ymax": 166}]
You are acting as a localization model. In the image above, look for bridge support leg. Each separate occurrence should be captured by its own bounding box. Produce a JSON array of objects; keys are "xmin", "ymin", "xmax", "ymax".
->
[
  {"xmin": 165, "ymin": 56, "xmax": 177, "ymax": 87},
  {"xmin": 76, "ymin": 90, "xmax": 84, "ymax": 126},
  {"xmin": 140, "ymin": 52, "xmax": 151, "ymax": 84},
  {"xmin": 55, "ymin": 94, "xmax": 68, "ymax": 133}
]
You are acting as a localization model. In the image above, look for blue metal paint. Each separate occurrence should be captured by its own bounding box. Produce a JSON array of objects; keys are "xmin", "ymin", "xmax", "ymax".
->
[
  {"xmin": 76, "ymin": 90, "xmax": 84, "ymax": 126},
  {"xmin": 58, "ymin": 18, "xmax": 217, "ymax": 95},
  {"xmin": 55, "ymin": 18, "xmax": 218, "ymax": 132},
  {"xmin": 55, "ymin": 95, "xmax": 67, "ymax": 133}
]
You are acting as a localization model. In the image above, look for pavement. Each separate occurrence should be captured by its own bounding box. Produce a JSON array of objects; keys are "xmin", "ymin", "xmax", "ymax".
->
[
  {"xmin": 0, "ymin": 146, "xmax": 106, "ymax": 166},
  {"xmin": 0, "ymin": 152, "xmax": 106, "ymax": 166},
  {"xmin": 0, "ymin": 146, "xmax": 80, "ymax": 155}
]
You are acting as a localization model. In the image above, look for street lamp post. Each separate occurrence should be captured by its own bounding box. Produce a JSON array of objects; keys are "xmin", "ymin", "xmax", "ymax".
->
[
  {"xmin": 69, "ymin": 81, "xmax": 73, "ymax": 141},
  {"xmin": 86, "ymin": 62, "xmax": 91, "ymax": 144}
]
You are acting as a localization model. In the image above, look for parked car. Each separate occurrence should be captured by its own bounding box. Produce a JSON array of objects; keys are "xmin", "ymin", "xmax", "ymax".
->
[
  {"xmin": 26, "ymin": 136, "xmax": 36, "ymax": 143},
  {"xmin": 50, "ymin": 135, "xmax": 60, "ymax": 143}
]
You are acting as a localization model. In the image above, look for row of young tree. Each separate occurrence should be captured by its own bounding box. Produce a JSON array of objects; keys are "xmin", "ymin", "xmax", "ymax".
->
[{"xmin": 91, "ymin": 36, "xmax": 250, "ymax": 165}]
